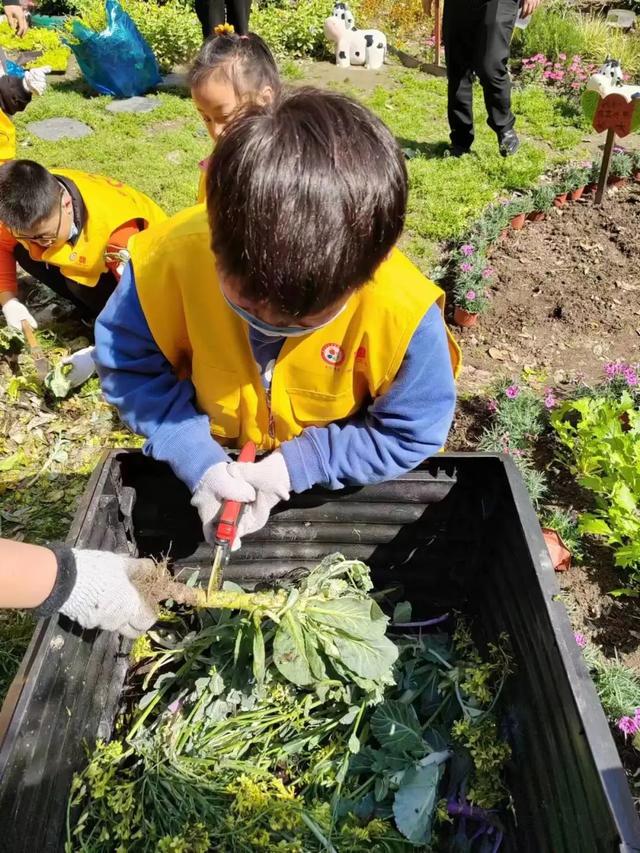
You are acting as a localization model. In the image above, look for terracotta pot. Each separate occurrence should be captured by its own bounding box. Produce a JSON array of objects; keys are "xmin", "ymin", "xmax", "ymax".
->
[
  {"xmin": 510, "ymin": 212, "xmax": 526, "ymax": 231},
  {"xmin": 527, "ymin": 210, "xmax": 546, "ymax": 223},
  {"xmin": 584, "ymin": 182, "xmax": 598, "ymax": 195},
  {"xmin": 554, "ymin": 192, "xmax": 568, "ymax": 208},
  {"xmin": 542, "ymin": 528, "xmax": 572, "ymax": 572},
  {"xmin": 454, "ymin": 306, "xmax": 478, "ymax": 328},
  {"xmin": 568, "ymin": 186, "xmax": 584, "ymax": 202},
  {"xmin": 633, "ymin": 170, "xmax": 640, "ymax": 182},
  {"xmin": 608, "ymin": 176, "xmax": 626, "ymax": 187}
]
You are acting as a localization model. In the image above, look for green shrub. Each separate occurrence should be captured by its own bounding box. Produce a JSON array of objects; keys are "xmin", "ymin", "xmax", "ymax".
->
[
  {"xmin": 511, "ymin": 2, "xmax": 586, "ymax": 61},
  {"xmin": 0, "ymin": 21, "xmax": 71, "ymax": 71},
  {"xmin": 251, "ymin": 0, "xmax": 333, "ymax": 59},
  {"xmin": 69, "ymin": 0, "xmax": 201, "ymax": 71}
]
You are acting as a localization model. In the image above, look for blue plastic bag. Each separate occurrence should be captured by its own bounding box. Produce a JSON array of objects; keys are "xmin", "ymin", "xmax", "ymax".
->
[{"xmin": 65, "ymin": 0, "xmax": 161, "ymax": 98}]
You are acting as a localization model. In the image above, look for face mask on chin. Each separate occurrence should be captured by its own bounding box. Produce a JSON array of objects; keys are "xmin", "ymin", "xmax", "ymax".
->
[{"xmin": 222, "ymin": 292, "xmax": 346, "ymax": 338}]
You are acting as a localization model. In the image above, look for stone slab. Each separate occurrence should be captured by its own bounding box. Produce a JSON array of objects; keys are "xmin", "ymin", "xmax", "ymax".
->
[
  {"xmin": 106, "ymin": 96, "xmax": 160, "ymax": 114},
  {"xmin": 26, "ymin": 117, "xmax": 93, "ymax": 141}
]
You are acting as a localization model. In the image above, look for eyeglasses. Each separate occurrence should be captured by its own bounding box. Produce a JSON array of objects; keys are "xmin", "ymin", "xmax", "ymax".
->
[{"xmin": 12, "ymin": 188, "xmax": 65, "ymax": 247}]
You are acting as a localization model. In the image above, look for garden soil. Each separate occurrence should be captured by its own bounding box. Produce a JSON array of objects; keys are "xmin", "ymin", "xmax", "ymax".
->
[{"xmin": 455, "ymin": 184, "xmax": 640, "ymax": 396}]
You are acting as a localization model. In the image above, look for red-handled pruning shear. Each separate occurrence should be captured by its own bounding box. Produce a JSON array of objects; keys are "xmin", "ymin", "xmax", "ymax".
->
[{"xmin": 207, "ymin": 441, "xmax": 256, "ymax": 598}]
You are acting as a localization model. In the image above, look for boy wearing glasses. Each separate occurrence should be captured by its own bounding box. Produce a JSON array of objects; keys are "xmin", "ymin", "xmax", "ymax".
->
[{"xmin": 0, "ymin": 160, "xmax": 166, "ymax": 386}]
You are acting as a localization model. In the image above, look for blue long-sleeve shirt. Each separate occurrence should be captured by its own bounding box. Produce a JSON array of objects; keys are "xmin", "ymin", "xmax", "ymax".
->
[{"xmin": 94, "ymin": 265, "xmax": 456, "ymax": 494}]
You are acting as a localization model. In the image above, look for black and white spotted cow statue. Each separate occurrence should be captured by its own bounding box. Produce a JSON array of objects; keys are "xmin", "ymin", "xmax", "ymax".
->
[{"xmin": 324, "ymin": 2, "xmax": 387, "ymax": 71}]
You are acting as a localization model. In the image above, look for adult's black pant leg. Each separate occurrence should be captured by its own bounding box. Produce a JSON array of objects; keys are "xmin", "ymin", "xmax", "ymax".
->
[
  {"xmin": 194, "ymin": 0, "xmax": 226, "ymax": 39},
  {"xmin": 14, "ymin": 245, "xmax": 117, "ymax": 322},
  {"xmin": 443, "ymin": 0, "xmax": 477, "ymax": 150},
  {"xmin": 226, "ymin": 0, "xmax": 251, "ymax": 35},
  {"xmin": 475, "ymin": 0, "xmax": 518, "ymax": 137}
]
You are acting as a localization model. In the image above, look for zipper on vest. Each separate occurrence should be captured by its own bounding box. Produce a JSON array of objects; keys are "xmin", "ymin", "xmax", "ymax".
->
[{"xmin": 266, "ymin": 388, "xmax": 276, "ymax": 440}]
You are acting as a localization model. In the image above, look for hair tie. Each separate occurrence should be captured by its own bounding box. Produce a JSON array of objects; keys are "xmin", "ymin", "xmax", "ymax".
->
[
  {"xmin": 239, "ymin": 34, "xmax": 249, "ymax": 39},
  {"xmin": 213, "ymin": 22, "xmax": 234, "ymax": 35}
]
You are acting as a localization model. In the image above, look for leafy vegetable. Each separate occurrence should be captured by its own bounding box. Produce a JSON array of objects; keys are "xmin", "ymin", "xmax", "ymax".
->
[
  {"xmin": 551, "ymin": 393, "xmax": 640, "ymax": 592},
  {"xmin": 44, "ymin": 360, "xmax": 73, "ymax": 399},
  {"xmin": 67, "ymin": 555, "xmax": 513, "ymax": 852}
]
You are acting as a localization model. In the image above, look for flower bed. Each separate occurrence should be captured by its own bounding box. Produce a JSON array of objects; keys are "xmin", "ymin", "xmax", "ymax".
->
[{"xmin": 449, "ymin": 155, "xmax": 640, "ymax": 327}]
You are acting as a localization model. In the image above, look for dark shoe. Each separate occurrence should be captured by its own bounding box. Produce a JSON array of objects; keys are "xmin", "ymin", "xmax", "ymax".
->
[
  {"xmin": 446, "ymin": 144, "xmax": 471, "ymax": 158},
  {"xmin": 499, "ymin": 130, "xmax": 520, "ymax": 157}
]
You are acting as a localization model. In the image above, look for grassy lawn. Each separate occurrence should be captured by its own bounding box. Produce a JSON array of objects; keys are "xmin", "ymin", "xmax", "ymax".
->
[{"xmin": 0, "ymin": 63, "xmax": 589, "ymax": 695}]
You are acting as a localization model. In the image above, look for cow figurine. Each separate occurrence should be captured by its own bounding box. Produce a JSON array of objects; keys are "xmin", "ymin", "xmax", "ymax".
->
[
  {"xmin": 324, "ymin": 14, "xmax": 387, "ymax": 70},
  {"xmin": 331, "ymin": 1, "xmax": 355, "ymax": 31}
]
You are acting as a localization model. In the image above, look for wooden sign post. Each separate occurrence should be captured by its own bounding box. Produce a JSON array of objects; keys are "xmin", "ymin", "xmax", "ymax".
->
[
  {"xmin": 387, "ymin": 0, "xmax": 445, "ymax": 77},
  {"xmin": 433, "ymin": 0, "xmax": 442, "ymax": 69},
  {"xmin": 582, "ymin": 70, "xmax": 640, "ymax": 205}
]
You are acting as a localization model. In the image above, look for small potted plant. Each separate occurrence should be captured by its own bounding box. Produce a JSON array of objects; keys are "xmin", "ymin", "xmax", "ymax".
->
[
  {"xmin": 583, "ymin": 161, "xmax": 600, "ymax": 195},
  {"xmin": 553, "ymin": 175, "xmax": 572, "ymax": 207},
  {"xmin": 471, "ymin": 203, "xmax": 512, "ymax": 245},
  {"xmin": 563, "ymin": 164, "xmax": 589, "ymax": 201},
  {"xmin": 528, "ymin": 185, "xmax": 555, "ymax": 222},
  {"xmin": 453, "ymin": 286, "xmax": 487, "ymax": 328},
  {"xmin": 506, "ymin": 195, "xmax": 532, "ymax": 231},
  {"xmin": 609, "ymin": 150, "xmax": 632, "ymax": 187}
]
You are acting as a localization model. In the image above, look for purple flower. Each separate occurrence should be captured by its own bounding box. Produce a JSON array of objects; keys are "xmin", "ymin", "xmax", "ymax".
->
[
  {"xmin": 482, "ymin": 267, "xmax": 494, "ymax": 279},
  {"xmin": 617, "ymin": 716, "xmax": 639, "ymax": 737},
  {"xmin": 461, "ymin": 244, "xmax": 475, "ymax": 256},
  {"xmin": 466, "ymin": 289, "xmax": 476, "ymax": 301},
  {"xmin": 460, "ymin": 262, "xmax": 473, "ymax": 273},
  {"xmin": 574, "ymin": 632, "xmax": 587, "ymax": 649},
  {"xmin": 624, "ymin": 367, "xmax": 638, "ymax": 387},
  {"xmin": 544, "ymin": 392, "xmax": 557, "ymax": 409},
  {"xmin": 635, "ymin": 708, "xmax": 640, "ymax": 724},
  {"xmin": 487, "ymin": 399, "xmax": 498, "ymax": 414},
  {"xmin": 605, "ymin": 362, "xmax": 619, "ymax": 379},
  {"xmin": 505, "ymin": 385, "xmax": 519, "ymax": 400}
]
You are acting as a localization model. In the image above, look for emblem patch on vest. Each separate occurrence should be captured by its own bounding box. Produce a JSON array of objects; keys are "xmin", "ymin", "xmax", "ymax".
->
[{"xmin": 321, "ymin": 343, "xmax": 345, "ymax": 366}]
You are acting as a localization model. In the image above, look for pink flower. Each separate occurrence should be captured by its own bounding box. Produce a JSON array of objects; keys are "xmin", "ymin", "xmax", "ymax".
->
[
  {"xmin": 617, "ymin": 716, "xmax": 639, "ymax": 737},
  {"xmin": 461, "ymin": 244, "xmax": 475, "ymax": 256},
  {"xmin": 466, "ymin": 289, "xmax": 476, "ymax": 301},
  {"xmin": 605, "ymin": 362, "xmax": 619, "ymax": 379},
  {"xmin": 624, "ymin": 367, "xmax": 638, "ymax": 387},
  {"xmin": 574, "ymin": 632, "xmax": 587, "ymax": 649},
  {"xmin": 558, "ymin": 52, "xmax": 567, "ymax": 61},
  {"xmin": 544, "ymin": 390, "xmax": 557, "ymax": 409},
  {"xmin": 571, "ymin": 82, "xmax": 581, "ymax": 90},
  {"xmin": 482, "ymin": 267, "xmax": 494, "ymax": 279},
  {"xmin": 505, "ymin": 385, "xmax": 519, "ymax": 400},
  {"xmin": 487, "ymin": 399, "xmax": 498, "ymax": 414},
  {"xmin": 635, "ymin": 708, "xmax": 640, "ymax": 724},
  {"xmin": 460, "ymin": 262, "xmax": 473, "ymax": 273}
]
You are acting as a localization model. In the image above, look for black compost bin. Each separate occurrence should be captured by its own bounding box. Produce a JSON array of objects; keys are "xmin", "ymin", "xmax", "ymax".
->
[{"xmin": 0, "ymin": 451, "xmax": 638, "ymax": 853}]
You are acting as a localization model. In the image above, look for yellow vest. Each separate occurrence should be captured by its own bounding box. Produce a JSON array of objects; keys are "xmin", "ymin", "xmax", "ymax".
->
[
  {"xmin": 17, "ymin": 169, "xmax": 166, "ymax": 287},
  {"xmin": 132, "ymin": 206, "xmax": 461, "ymax": 451},
  {"xmin": 0, "ymin": 110, "xmax": 16, "ymax": 161},
  {"xmin": 197, "ymin": 167, "xmax": 206, "ymax": 204}
]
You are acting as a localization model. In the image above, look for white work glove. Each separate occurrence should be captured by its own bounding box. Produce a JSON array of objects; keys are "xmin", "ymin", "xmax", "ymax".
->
[
  {"xmin": 61, "ymin": 345, "xmax": 96, "ymax": 388},
  {"xmin": 2, "ymin": 297, "xmax": 38, "ymax": 330},
  {"xmin": 191, "ymin": 461, "xmax": 256, "ymax": 546},
  {"xmin": 22, "ymin": 66, "xmax": 51, "ymax": 97},
  {"xmin": 228, "ymin": 451, "xmax": 291, "ymax": 548},
  {"xmin": 60, "ymin": 550, "xmax": 158, "ymax": 639}
]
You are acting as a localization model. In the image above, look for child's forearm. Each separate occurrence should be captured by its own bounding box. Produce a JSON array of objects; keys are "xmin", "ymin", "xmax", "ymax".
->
[
  {"xmin": 94, "ymin": 264, "xmax": 227, "ymax": 491},
  {"xmin": 0, "ymin": 540, "xmax": 57, "ymax": 608},
  {"xmin": 280, "ymin": 304, "xmax": 456, "ymax": 492}
]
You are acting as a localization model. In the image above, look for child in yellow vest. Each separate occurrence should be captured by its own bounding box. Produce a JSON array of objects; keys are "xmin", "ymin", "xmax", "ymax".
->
[
  {"xmin": 0, "ymin": 51, "xmax": 50, "ymax": 161},
  {"xmin": 95, "ymin": 89, "xmax": 460, "ymax": 546},
  {"xmin": 0, "ymin": 160, "xmax": 166, "ymax": 386},
  {"xmin": 189, "ymin": 26, "xmax": 280, "ymax": 204}
]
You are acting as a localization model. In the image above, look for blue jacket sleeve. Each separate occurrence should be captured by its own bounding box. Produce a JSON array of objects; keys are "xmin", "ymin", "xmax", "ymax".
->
[
  {"xmin": 280, "ymin": 303, "xmax": 456, "ymax": 492},
  {"xmin": 94, "ymin": 264, "xmax": 227, "ymax": 492}
]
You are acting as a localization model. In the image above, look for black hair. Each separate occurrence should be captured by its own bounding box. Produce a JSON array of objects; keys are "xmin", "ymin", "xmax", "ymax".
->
[
  {"xmin": 208, "ymin": 87, "xmax": 408, "ymax": 318},
  {"xmin": 188, "ymin": 32, "xmax": 280, "ymax": 100},
  {"xmin": 0, "ymin": 160, "xmax": 61, "ymax": 232}
]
